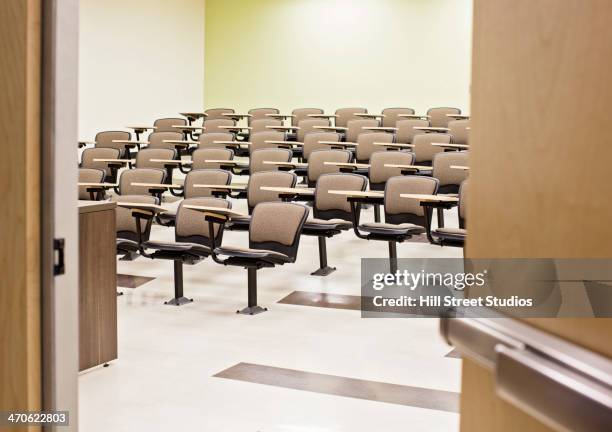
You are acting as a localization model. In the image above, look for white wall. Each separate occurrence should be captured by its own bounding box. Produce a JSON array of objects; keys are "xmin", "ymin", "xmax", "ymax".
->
[
  {"xmin": 205, "ymin": 0, "xmax": 472, "ymax": 114},
  {"xmin": 79, "ymin": 0, "xmax": 205, "ymax": 139}
]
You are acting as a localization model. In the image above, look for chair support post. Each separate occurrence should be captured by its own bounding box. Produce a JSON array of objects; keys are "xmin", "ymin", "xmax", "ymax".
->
[
  {"xmin": 164, "ymin": 260, "xmax": 193, "ymax": 306},
  {"xmin": 310, "ymin": 236, "xmax": 336, "ymax": 276},
  {"xmin": 388, "ymin": 241, "xmax": 398, "ymax": 274},
  {"xmin": 237, "ymin": 267, "xmax": 268, "ymax": 315},
  {"xmin": 374, "ymin": 204, "xmax": 381, "ymax": 223}
]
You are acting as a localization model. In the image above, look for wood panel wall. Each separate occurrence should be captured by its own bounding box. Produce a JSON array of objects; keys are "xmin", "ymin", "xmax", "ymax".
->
[
  {"xmin": 463, "ymin": 0, "xmax": 612, "ymax": 430},
  {"xmin": 0, "ymin": 0, "xmax": 42, "ymax": 429}
]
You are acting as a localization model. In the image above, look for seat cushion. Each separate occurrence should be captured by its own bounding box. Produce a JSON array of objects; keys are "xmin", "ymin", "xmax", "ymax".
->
[
  {"xmin": 433, "ymin": 227, "xmax": 466, "ymax": 240},
  {"xmin": 359, "ymin": 222, "xmax": 425, "ymax": 235},
  {"xmin": 117, "ymin": 239, "xmax": 139, "ymax": 252},
  {"xmin": 304, "ymin": 218, "xmax": 352, "ymax": 230},
  {"xmin": 144, "ymin": 241, "xmax": 211, "ymax": 255},
  {"xmin": 215, "ymin": 245, "xmax": 290, "ymax": 263}
]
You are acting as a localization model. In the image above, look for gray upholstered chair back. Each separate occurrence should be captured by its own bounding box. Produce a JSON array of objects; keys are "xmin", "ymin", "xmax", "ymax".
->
[
  {"xmin": 307, "ymin": 149, "xmax": 352, "ymax": 185},
  {"xmin": 81, "ymin": 147, "xmax": 121, "ymax": 177},
  {"xmin": 426, "ymin": 107, "xmax": 461, "ymax": 128},
  {"xmin": 204, "ymin": 108, "xmax": 235, "ymax": 120},
  {"xmin": 78, "ymin": 168, "xmax": 105, "ymax": 200},
  {"xmin": 448, "ymin": 119, "xmax": 470, "ymax": 144},
  {"xmin": 153, "ymin": 117, "xmax": 187, "ymax": 133},
  {"xmin": 184, "ymin": 169, "xmax": 232, "ymax": 199},
  {"xmin": 346, "ymin": 119, "xmax": 379, "ymax": 143},
  {"xmin": 369, "ymin": 151, "xmax": 415, "ymax": 188},
  {"xmin": 250, "ymin": 148, "xmax": 292, "ymax": 174},
  {"xmin": 148, "ymin": 131, "xmax": 183, "ymax": 150},
  {"xmin": 192, "ymin": 148, "xmax": 234, "ymax": 170},
  {"xmin": 247, "ymin": 171, "xmax": 297, "ymax": 211},
  {"xmin": 395, "ymin": 119, "xmax": 429, "ymax": 144},
  {"xmin": 412, "ymin": 133, "xmax": 450, "ymax": 163},
  {"xmin": 136, "ymin": 148, "xmax": 176, "ymax": 169},
  {"xmin": 381, "ymin": 108, "xmax": 416, "ymax": 127},
  {"xmin": 118, "ymin": 168, "xmax": 166, "ymax": 196},
  {"xmin": 355, "ymin": 131, "xmax": 393, "ymax": 162},
  {"xmin": 335, "ymin": 107, "xmax": 368, "ymax": 128},
  {"xmin": 432, "ymin": 151, "xmax": 469, "ymax": 193},
  {"xmin": 292, "ymin": 108, "xmax": 324, "ymax": 126}
]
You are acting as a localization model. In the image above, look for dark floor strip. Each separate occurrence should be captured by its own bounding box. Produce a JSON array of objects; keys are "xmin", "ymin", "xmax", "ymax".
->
[
  {"xmin": 214, "ymin": 362, "xmax": 459, "ymax": 413},
  {"xmin": 445, "ymin": 349, "xmax": 461, "ymax": 359},
  {"xmin": 117, "ymin": 274, "xmax": 156, "ymax": 289},
  {"xmin": 278, "ymin": 291, "xmax": 362, "ymax": 310}
]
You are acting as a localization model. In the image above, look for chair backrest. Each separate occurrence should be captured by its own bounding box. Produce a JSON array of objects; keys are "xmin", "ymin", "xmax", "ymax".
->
[
  {"xmin": 247, "ymin": 171, "xmax": 297, "ymax": 211},
  {"xmin": 303, "ymin": 131, "xmax": 342, "ymax": 161},
  {"xmin": 314, "ymin": 173, "xmax": 368, "ymax": 220},
  {"xmin": 248, "ymin": 108, "xmax": 280, "ymax": 124},
  {"xmin": 381, "ymin": 108, "xmax": 416, "ymax": 127},
  {"xmin": 176, "ymin": 197, "xmax": 231, "ymax": 246},
  {"xmin": 448, "ymin": 119, "xmax": 470, "ymax": 144},
  {"xmin": 427, "ymin": 107, "xmax": 461, "ymax": 128},
  {"xmin": 250, "ymin": 118, "xmax": 282, "ymax": 135},
  {"xmin": 203, "ymin": 119, "xmax": 235, "ymax": 133},
  {"xmin": 355, "ymin": 131, "xmax": 393, "ymax": 163},
  {"xmin": 412, "ymin": 133, "xmax": 450, "ymax": 163},
  {"xmin": 384, "ymin": 175, "xmax": 439, "ymax": 226},
  {"xmin": 118, "ymin": 168, "xmax": 166, "ymax": 196},
  {"xmin": 250, "ymin": 148, "xmax": 293, "ymax": 174},
  {"xmin": 183, "ymin": 169, "xmax": 232, "ymax": 199},
  {"xmin": 335, "ymin": 107, "xmax": 368, "ymax": 128},
  {"xmin": 307, "ymin": 149, "xmax": 352, "ymax": 186},
  {"xmin": 292, "ymin": 108, "xmax": 324, "ymax": 126},
  {"xmin": 95, "ymin": 131, "xmax": 131, "ymax": 155},
  {"xmin": 458, "ymin": 179, "xmax": 468, "ymax": 228},
  {"xmin": 249, "ymin": 202, "xmax": 309, "ymax": 261},
  {"xmin": 154, "ymin": 117, "xmax": 187, "ymax": 133},
  {"xmin": 113, "ymin": 194, "xmax": 159, "ymax": 242},
  {"xmin": 346, "ymin": 119, "xmax": 379, "ymax": 143},
  {"xmin": 198, "ymin": 132, "xmax": 235, "ymax": 149},
  {"xmin": 136, "ymin": 148, "xmax": 176, "ymax": 169},
  {"xmin": 205, "ymin": 108, "xmax": 235, "ymax": 120},
  {"xmin": 192, "ymin": 148, "xmax": 234, "ymax": 170},
  {"xmin": 81, "ymin": 147, "xmax": 121, "ymax": 176},
  {"xmin": 297, "ymin": 118, "xmax": 330, "ymax": 142},
  {"xmin": 432, "ymin": 151, "xmax": 469, "ymax": 193},
  {"xmin": 395, "ymin": 119, "xmax": 430, "ymax": 144},
  {"xmin": 148, "ymin": 131, "xmax": 183, "ymax": 150},
  {"xmin": 78, "ymin": 168, "xmax": 105, "ymax": 200},
  {"xmin": 369, "ymin": 151, "xmax": 416, "ymax": 189},
  {"xmin": 250, "ymin": 131, "xmax": 287, "ymax": 154}
]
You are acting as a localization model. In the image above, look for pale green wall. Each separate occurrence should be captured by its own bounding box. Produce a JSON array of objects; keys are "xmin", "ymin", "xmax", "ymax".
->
[{"xmin": 204, "ymin": 0, "xmax": 472, "ymax": 114}]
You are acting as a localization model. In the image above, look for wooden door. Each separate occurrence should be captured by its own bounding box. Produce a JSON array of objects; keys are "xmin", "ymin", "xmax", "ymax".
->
[{"xmin": 464, "ymin": 0, "xmax": 612, "ymax": 430}]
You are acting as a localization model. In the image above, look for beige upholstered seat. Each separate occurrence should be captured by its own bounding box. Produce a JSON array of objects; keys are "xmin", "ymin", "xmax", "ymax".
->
[
  {"xmin": 184, "ymin": 169, "xmax": 232, "ymax": 199},
  {"xmin": 427, "ymin": 107, "xmax": 461, "ymax": 128},
  {"xmin": 94, "ymin": 131, "xmax": 132, "ymax": 158},
  {"xmin": 250, "ymin": 131, "xmax": 287, "ymax": 153},
  {"xmin": 395, "ymin": 119, "xmax": 430, "ymax": 144},
  {"xmin": 381, "ymin": 108, "xmax": 416, "ymax": 127},
  {"xmin": 292, "ymin": 108, "xmax": 324, "ymax": 127},
  {"xmin": 412, "ymin": 132, "xmax": 450, "ymax": 164},
  {"xmin": 302, "ymin": 132, "xmax": 342, "ymax": 161},
  {"xmin": 192, "ymin": 148, "xmax": 234, "ymax": 170},
  {"xmin": 198, "ymin": 132, "xmax": 235, "ymax": 149},
  {"xmin": 335, "ymin": 107, "xmax": 368, "ymax": 128},
  {"xmin": 355, "ymin": 131, "xmax": 394, "ymax": 163},
  {"xmin": 369, "ymin": 151, "xmax": 416, "ymax": 190},
  {"xmin": 250, "ymin": 118, "xmax": 282, "ymax": 134},
  {"xmin": 204, "ymin": 108, "xmax": 235, "ymax": 120},
  {"xmin": 297, "ymin": 118, "xmax": 330, "ymax": 142},
  {"xmin": 307, "ymin": 149, "xmax": 352, "ymax": 187},
  {"xmin": 432, "ymin": 151, "xmax": 469, "ymax": 194},
  {"xmin": 135, "ymin": 148, "xmax": 176, "ymax": 169},
  {"xmin": 147, "ymin": 131, "xmax": 184, "ymax": 150},
  {"xmin": 203, "ymin": 119, "xmax": 236, "ymax": 133},
  {"xmin": 78, "ymin": 168, "xmax": 105, "ymax": 200},
  {"xmin": 345, "ymin": 119, "xmax": 380, "ymax": 143},
  {"xmin": 118, "ymin": 168, "xmax": 166, "ymax": 196},
  {"xmin": 81, "ymin": 147, "xmax": 121, "ymax": 177},
  {"xmin": 448, "ymin": 119, "xmax": 470, "ymax": 144},
  {"xmin": 249, "ymin": 148, "xmax": 292, "ymax": 174},
  {"xmin": 154, "ymin": 117, "xmax": 187, "ymax": 133}
]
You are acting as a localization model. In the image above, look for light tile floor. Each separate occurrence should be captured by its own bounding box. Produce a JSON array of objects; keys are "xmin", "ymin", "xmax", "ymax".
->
[{"xmin": 79, "ymin": 195, "xmax": 463, "ymax": 432}]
